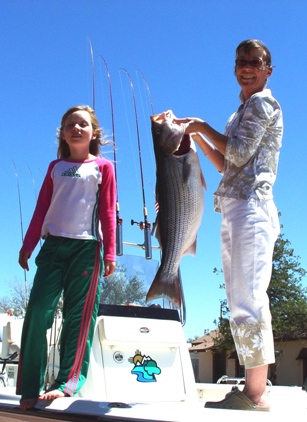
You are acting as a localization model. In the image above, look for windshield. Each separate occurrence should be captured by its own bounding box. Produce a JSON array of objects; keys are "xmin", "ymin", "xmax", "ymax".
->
[{"xmin": 100, "ymin": 254, "xmax": 186, "ymax": 325}]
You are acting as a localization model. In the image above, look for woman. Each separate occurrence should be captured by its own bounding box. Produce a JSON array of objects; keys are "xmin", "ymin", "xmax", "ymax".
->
[{"xmin": 176, "ymin": 39, "xmax": 283, "ymax": 411}]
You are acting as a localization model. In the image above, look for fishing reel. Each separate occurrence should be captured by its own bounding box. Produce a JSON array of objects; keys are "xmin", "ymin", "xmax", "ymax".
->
[
  {"xmin": 131, "ymin": 219, "xmax": 151, "ymax": 230},
  {"xmin": 131, "ymin": 219, "xmax": 152, "ymax": 260}
]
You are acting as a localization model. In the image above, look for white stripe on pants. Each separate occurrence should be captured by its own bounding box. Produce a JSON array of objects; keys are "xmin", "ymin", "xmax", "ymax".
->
[{"xmin": 220, "ymin": 196, "xmax": 280, "ymax": 368}]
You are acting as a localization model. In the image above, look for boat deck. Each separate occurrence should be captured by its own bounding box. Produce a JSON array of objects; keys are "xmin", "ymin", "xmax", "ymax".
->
[{"xmin": 0, "ymin": 384, "xmax": 306, "ymax": 422}]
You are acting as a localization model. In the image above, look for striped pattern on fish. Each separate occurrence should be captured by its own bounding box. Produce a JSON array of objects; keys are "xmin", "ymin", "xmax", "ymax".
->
[{"xmin": 146, "ymin": 110, "xmax": 206, "ymax": 308}]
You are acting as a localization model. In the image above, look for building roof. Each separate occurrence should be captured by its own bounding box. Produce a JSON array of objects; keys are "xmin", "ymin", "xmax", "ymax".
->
[{"xmin": 189, "ymin": 329, "xmax": 219, "ymax": 352}]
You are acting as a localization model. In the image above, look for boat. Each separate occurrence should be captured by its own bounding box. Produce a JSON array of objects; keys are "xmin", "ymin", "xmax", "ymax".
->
[{"xmin": 0, "ymin": 252, "xmax": 306, "ymax": 422}]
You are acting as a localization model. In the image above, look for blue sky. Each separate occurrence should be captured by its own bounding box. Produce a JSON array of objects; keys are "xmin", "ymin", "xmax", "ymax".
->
[{"xmin": 1, "ymin": 0, "xmax": 306, "ymax": 340}]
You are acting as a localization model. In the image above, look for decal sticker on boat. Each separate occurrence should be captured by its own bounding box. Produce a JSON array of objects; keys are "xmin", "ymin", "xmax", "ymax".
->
[{"xmin": 129, "ymin": 349, "xmax": 161, "ymax": 382}]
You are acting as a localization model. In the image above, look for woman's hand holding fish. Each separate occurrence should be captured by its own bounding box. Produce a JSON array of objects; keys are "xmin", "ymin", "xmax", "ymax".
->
[
  {"xmin": 174, "ymin": 117, "xmax": 206, "ymax": 134},
  {"xmin": 175, "ymin": 116, "xmax": 228, "ymax": 155}
]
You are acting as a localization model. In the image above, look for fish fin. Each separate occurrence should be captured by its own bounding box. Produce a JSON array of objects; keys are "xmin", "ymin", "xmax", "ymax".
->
[
  {"xmin": 151, "ymin": 217, "xmax": 162, "ymax": 246},
  {"xmin": 182, "ymin": 157, "xmax": 192, "ymax": 184},
  {"xmin": 183, "ymin": 238, "xmax": 197, "ymax": 256},
  {"xmin": 201, "ymin": 170, "xmax": 207, "ymax": 190},
  {"xmin": 151, "ymin": 218, "xmax": 157, "ymax": 236},
  {"xmin": 146, "ymin": 272, "xmax": 182, "ymax": 309}
]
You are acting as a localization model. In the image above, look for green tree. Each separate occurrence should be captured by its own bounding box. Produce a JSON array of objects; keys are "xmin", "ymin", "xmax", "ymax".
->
[
  {"xmin": 270, "ymin": 233, "xmax": 307, "ymax": 340},
  {"xmin": 0, "ymin": 279, "xmax": 30, "ymax": 316},
  {"xmin": 213, "ymin": 229, "xmax": 307, "ymax": 349},
  {"xmin": 100, "ymin": 264, "xmax": 147, "ymax": 305},
  {"xmin": 0, "ymin": 265, "xmax": 148, "ymax": 314}
]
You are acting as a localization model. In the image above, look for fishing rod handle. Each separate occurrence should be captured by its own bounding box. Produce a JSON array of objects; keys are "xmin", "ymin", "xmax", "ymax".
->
[
  {"xmin": 144, "ymin": 227, "xmax": 152, "ymax": 260},
  {"xmin": 116, "ymin": 221, "xmax": 123, "ymax": 256}
]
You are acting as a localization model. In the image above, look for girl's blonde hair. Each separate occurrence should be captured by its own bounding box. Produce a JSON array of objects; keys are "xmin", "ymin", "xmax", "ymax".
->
[{"xmin": 57, "ymin": 105, "xmax": 105, "ymax": 159}]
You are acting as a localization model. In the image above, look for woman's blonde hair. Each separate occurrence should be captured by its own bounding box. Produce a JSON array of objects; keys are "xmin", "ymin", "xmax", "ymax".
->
[{"xmin": 57, "ymin": 105, "xmax": 105, "ymax": 158}]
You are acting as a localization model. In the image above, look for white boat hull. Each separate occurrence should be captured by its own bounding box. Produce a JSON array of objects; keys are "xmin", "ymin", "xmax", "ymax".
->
[{"xmin": 1, "ymin": 306, "xmax": 306, "ymax": 421}]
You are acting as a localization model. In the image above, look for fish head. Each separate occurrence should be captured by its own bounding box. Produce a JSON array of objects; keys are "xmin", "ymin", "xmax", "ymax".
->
[{"xmin": 151, "ymin": 110, "xmax": 188, "ymax": 155}]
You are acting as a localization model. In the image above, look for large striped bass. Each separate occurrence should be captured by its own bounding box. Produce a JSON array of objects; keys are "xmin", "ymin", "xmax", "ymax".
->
[{"xmin": 146, "ymin": 110, "xmax": 206, "ymax": 308}]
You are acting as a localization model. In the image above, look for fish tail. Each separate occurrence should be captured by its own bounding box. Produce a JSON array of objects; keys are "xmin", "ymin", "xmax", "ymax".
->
[{"xmin": 146, "ymin": 272, "xmax": 182, "ymax": 308}]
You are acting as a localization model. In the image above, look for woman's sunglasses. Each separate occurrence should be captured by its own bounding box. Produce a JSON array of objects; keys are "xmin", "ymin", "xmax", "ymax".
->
[{"xmin": 235, "ymin": 58, "xmax": 269, "ymax": 70}]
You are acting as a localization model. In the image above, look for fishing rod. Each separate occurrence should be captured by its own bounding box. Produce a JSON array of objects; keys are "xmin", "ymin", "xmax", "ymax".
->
[
  {"xmin": 86, "ymin": 40, "xmax": 123, "ymax": 256},
  {"xmin": 136, "ymin": 69, "xmax": 154, "ymax": 116},
  {"xmin": 136, "ymin": 70, "xmax": 158, "ymax": 215},
  {"xmin": 100, "ymin": 55, "xmax": 123, "ymax": 256},
  {"xmin": 27, "ymin": 165, "xmax": 38, "ymax": 200},
  {"xmin": 120, "ymin": 68, "xmax": 152, "ymax": 260},
  {"xmin": 87, "ymin": 36, "xmax": 96, "ymax": 110},
  {"xmin": 12, "ymin": 160, "xmax": 28, "ymax": 309},
  {"xmin": 45, "ymin": 318, "xmax": 54, "ymax": 389}
]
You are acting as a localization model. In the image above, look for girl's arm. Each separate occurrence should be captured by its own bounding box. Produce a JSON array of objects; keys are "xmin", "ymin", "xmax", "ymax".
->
[
  {"xmin": 98, "ymin": 159, "xmax": 117, "ymax": 275},
  {"xmin": 19, "ymin": 163, "xmax": 54, "ymax": 270}
]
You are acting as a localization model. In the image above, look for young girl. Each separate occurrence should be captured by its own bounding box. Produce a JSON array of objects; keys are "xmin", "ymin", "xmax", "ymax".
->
[{"xmin": 17, "ymin": 105, "xmax": 116, "ymax": 410}]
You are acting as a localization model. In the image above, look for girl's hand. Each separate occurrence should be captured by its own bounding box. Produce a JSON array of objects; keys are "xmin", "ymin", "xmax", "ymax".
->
[
  {"xmin": 103, "ymin": 260, "xmax": 116, "ymax": 277},
  {"xmin": 19, "ymin": 251, "xmax": 31, "ymax": 271}
]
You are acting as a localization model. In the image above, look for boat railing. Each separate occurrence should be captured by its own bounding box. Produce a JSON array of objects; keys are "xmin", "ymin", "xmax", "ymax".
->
[{"xmin": 216, "ymin": 375, "xmax": 272, "ymax": 387}]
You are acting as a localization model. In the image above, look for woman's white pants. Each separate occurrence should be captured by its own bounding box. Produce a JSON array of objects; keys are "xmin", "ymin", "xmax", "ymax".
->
[{"xmin": 220, "ymin": 196, "xmax": 280, "ymax": 368}]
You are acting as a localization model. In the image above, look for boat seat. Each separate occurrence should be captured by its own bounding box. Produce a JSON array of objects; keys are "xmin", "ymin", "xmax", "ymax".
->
[{"xmin": 0, "ymin": 320, "xmax": 23, "ymax": 359}]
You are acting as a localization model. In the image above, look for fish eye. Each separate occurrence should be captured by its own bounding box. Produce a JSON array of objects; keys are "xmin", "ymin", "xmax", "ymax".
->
[{"xmin": 156, "ymin": 129, "xmax": 161, "ymax": 134}]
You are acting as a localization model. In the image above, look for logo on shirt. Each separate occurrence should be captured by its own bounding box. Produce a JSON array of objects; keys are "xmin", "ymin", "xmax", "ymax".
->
[{"xmin": 62, "ymin": 166, "xmax": 81, "ymax": 178}]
